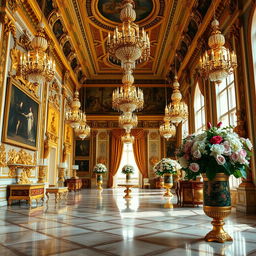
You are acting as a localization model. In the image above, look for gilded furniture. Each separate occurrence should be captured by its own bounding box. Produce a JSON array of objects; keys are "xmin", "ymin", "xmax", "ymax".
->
[
  {"xmin": 46, "ymin": 187, "xmax": 68, "ymax": 203},
  {"xmin": 8, "ymin": 184, "xmax": 44, "ymax": 206},
  {"xmin": 118, "ymin": 184, "xmax": 135, "ymax": 199},
  {"xmin": 178, "ymin": 180, "xmax": 203, "ymax": 207},
  {"xmin": 66, "ymin": 178, "xmax": 82, "ymax": 192}
]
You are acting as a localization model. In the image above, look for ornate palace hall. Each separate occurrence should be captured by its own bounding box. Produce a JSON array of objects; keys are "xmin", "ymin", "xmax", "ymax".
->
[{"xmin": 0, "ymin": 189, "xmax": 256, "ymax": 256}]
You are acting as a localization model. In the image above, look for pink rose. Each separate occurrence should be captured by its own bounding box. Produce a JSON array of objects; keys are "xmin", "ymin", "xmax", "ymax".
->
[
  {"xmin": 189, "ymin": 163, "xmax": 200, "ymax": 172},
  {"xmin": 239, "ymin": 149, "xmax": 247, "ymax": 158},
  {"xmin": 184, "ymin": 140, "xmax": 193, "ymax": 153},
  {"xmin": 210, "ymin": 136, "xmax": 223, "ymax": 144},
  {"xmin": 216, "ymin": 155, "xmax": 226, "ymax": 165},
  {"xmin": 230, "ymin": 152, "xmax": 239, "ymax": 162},
  {"xmin": 222, "ymin": 141, "xmax": 231, "ymax": 156},
  {"xmin": 193, "ymin": 150, "xmax": 201, "ymax": 159}
]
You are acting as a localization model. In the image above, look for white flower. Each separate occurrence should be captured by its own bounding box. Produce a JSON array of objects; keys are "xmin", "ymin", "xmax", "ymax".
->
[
  {"xmin": 189, "ymin": 163, "xmax": 200, "ymax": 172},
  {"xmin": 178, "ymin": 157, "xmax": 189, "ymax": 168},
  {"xmin": 210, "ymin": 144, "xmax": 225, "ymax": 157},
  {"xmin": 216, "ymin": 155, "xmax": 226, "ymax": 165},
  {"xmin": 225, "ymin": 134, "xmax": 242, "ymax": 152},
  {"xmin": 245, "ymin": 138, "xmax": 253, "ymax": 151},
  {"xmin": 193, "ymin": 150, "xmax": 201, "ymax": 159}
]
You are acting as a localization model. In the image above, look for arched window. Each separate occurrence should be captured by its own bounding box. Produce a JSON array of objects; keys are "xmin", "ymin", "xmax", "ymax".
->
[
  {"xmin": 114, "ymin": 143, "xmax": 140, "ymax": 187},
  {"xmin": 216, "ymin": 74, "xmax": 237, "ymax": 127},
  {"xmin": 216, "ymin": 74, "xmax": 240, "ymax": 189},
  {"xmin": 194, "ymin": 84, "xmax": 205, "ymax": 133}
]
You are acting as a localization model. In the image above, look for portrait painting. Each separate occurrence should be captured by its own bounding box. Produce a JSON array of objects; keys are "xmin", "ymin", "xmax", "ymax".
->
[
  {"xmin": 75, "ymin": 160, "xmax": 89, "ymax": 172},
  {"xmin": 63, "ymin": 41, "xmax": 72, "ymax": 57},
  {"xmin": 166, "ymin": 140, "xmax": 177, "ymax": 159},
  {"xmin": 98, "ymin": 0, "xmax": 153, "ymax": 23},
  {"xmin": 75, "ymin": 139, "xmax": 90, "ymax": 157},
  {"xmin": 47, "ymin": 106, "xmax": 59, "ymax": 136},
  {"xmin": 53, "ymin": 19, "xmax": 64, "ymax": 40},
  {"xmin": 3, "ymin": 78, "xmax": 39, "ymax": 150}
]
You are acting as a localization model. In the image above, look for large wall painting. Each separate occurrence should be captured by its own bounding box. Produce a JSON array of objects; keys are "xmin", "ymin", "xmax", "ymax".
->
[
  {"xmin": 97, "ymin": 0, "xmax": 153, "ymax": 23},
  {"xmin": 85, "ymin": 87, "xmax": 167, "ymax": 115},
  {"xmin": 3, "ymin": 78, "xmax": 39, "ymax": 150}
]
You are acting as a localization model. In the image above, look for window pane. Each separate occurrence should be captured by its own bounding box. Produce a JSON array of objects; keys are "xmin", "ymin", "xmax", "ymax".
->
[
  {"xmin": 220, "ymin": 115, "xmax": 229, "ymax": 127},
  {"xmin": 230, "ymin": 110, "xmax": 237, "ymax": 127},
  {"xmin": 219, "ymin": 91, "xmax": 228, "ymax": 115}
]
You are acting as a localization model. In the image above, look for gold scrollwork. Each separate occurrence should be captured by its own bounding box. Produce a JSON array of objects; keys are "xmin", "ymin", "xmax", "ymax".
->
[
  {"xmin": 7, "ymin": 149, "xmax": 34, "ymax": 165},
  {"xmin": 0, "ymin": 144, "xmax": 7, "ymax": 167}
]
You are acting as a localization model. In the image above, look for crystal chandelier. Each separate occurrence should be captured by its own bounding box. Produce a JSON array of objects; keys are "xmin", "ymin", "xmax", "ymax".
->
[
  {"xmin": 19, "ymin": 23, "xmax": 55, "ymax": 83},
  {"xmin": 168, "ymin": 76, "xmax": 188, "ymax": 126},
  {"xmin": 75, "ymin": 113, "xmax": 90, "ymax": 140},
  {"xmin": 119, "ymin": 112, "xmax": 138, "ymax": 133},
  {"xmin": 107, "ymin": 0, "xmax": 150, "ymax": 120},
  {"xmin": 159, "ymin": 106, "xmax": 176, "ymax": 140},
  {"xmin": 65, "ymin": 90, "xmax": 83, "ymax": 129},
  {"xmin": 121, "ymin": 132, "xmax": 134, "ymax": 144},
  {"xmin": 199, "ymin": 19, "xmax": 237, "ymax": 84}
]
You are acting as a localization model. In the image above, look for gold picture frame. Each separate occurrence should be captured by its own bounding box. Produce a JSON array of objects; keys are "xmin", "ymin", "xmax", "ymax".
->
[{"xmin": 2, "ymin": 78, "xmax": 40, "ymax": 151}]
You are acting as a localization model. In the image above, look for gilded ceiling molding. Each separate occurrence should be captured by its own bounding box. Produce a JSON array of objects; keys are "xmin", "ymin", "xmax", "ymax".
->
[
  {"xmin": 48, "ymin": 9, "xmax": 60, "ymax": 27},
  {"xmin": 18, "ymin": 30, "xmax": 33, "ymax": 51}
]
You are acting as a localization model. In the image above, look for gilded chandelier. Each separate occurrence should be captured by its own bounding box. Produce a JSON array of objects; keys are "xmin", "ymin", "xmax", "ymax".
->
[
  {"xmin": 121, "ymin": 132, "xmax": 134, "ymax": 144},
  {"xmin": 65, "ymin": 90, "xmax": 83, "ymax": 129},
  {"xmin": 75, "ymin": 113, "xmax": 91, "ymax": 140},
  {"xmin": 168, "ymin": 76, "xmax": 188, "ymax": 126},
  {"xmin": 119, "ymin": 112, "xmax": 138, "ymax": 133},
  {"xmin": 107, "ymin": 0, "xmax": 150, "ymax": 121},
  {"xmin": 159, "ymin": 107, "xmax": 176, "ymax": 140},
  {"xmin": 19, "ymin": 23, "xmax": 55, "ymax": 83},
  {"xmin": 199, "ymin": 19, "xmax": 237, "ymax": 84}
]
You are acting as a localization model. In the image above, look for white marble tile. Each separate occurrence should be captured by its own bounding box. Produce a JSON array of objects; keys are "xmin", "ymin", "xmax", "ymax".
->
[
  {"xmin": 138, "ymin": 222, "xmax": 187, "ymax": 231},
  {"xmin": 95, "ymin": 240, "xmax": 169, "ymax": 256},
  {"xmin": 40, "ymin": 226, "xmax": 92, "ymax": 237}
]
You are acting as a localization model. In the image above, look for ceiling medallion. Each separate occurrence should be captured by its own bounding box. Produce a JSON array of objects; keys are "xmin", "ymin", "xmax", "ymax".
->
[{"xmin": 199, "ymin": 19, "xmax": 237, "ymax": 84}]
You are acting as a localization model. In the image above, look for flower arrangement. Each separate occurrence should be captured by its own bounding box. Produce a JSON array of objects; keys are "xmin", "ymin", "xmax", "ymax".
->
[
  {"xmin": 93, "ymin": 163, "xmax": 107, "ymax": 174},
  {"xmin": 121, "ymin": 165, "xmax": 134, "ymax": 174},
  {"xmin": 153, "ymin": 158, "xmax": 181, "ymax": 176},
  {"xmin": 176, "ymin": 122, "xmax": 253, "ymax": 180}
]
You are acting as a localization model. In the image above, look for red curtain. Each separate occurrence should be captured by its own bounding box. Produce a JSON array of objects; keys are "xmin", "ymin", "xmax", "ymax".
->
[
  {"xmin": 108, "ymin": 129, "xmax": 125, "ymax": 188},
  {"xmin": 131, "ymin": 129, "xmax": 148, "ymax": 178}
]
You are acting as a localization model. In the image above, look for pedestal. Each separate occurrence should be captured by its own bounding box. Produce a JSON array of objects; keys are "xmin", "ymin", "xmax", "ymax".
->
[{"xmin": 236, "ymin": 186, "xmax": 256, "ymax": 213}]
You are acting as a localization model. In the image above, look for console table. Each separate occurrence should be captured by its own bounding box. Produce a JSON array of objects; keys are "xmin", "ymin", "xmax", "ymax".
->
[
  {"xmin": 8, "ymin": 184, "xmax": 45, "ymax": 206},
  {"xmin": 66, "ymin": 178, "xmax": 82, "ymax": 192}
]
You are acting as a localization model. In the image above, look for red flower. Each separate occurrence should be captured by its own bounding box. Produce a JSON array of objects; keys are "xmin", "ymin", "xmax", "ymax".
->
[
  {"xmin": 217, "ymin": 122, "xmax": 222, "ymax": 128},
  {"xmin": 210, "ymin": 136, "xmax": 223, "ymax": 144},
  {"xmin": 207, "ymin": 122, "xmax": 212, "ymax": 129}
]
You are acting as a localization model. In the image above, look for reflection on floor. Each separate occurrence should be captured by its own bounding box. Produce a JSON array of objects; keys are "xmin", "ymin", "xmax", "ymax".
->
[{"xmin": 0, "ymin": 188, "xmax": 256, "ymax": 256}]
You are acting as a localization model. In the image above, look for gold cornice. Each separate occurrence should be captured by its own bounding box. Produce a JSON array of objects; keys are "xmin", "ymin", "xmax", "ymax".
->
[{"xmin": 87, "ymin": 115, "xmax": 163, "ymax": 121}]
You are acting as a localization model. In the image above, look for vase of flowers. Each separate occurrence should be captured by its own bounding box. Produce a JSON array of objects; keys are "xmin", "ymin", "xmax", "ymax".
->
[
  {"xmin": 177, "ymin": 122, "xmax": 253, "ymax": 242},
  {"xmin": 122, "ymin": 165, "xmax": 134, "ymax": 183},
  {"xmin": 154, "ymin": 158, "xmax": 181, "ymax": 197},
  {"xmin": 93, "ymin": 163, "xmax": 107, "ymax": 190}
]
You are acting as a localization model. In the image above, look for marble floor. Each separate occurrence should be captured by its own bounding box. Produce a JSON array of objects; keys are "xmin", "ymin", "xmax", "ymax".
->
[{"xmin": 0, "ymin": 188, "xmax": 256, "ymax": 256}]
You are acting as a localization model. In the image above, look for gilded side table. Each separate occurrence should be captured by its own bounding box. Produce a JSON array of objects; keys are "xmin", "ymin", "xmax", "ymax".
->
[
  {"xmin": 66, "ymin": 178, "xmax": 82, "ymax": 192},
  {"xmin": 8, "ymin": 184, "xmax": 45, "ymax": 206},
  {"xmin": 118, "ymin": 184, "xmax": 135, "ymax": 199},
  {"xmin": 46, "ymin": 187, "xmax": 69, "ymax": 203}
]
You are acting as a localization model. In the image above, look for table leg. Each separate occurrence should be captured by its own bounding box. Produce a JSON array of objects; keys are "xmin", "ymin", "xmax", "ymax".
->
[
  {"xmin": 46, "ymin": 192, "xmax": 49, "ymax": 203},
  {"xmin": 55, "ymin": 193, "xmax": 58, "ymax": 203},
  {"xmin": 8, "ymin": 199, "xmax": 12, "ymax": 206},
  {"xmin": 124, "ymin": 187, "xmax": 132, "ymax": 199}
]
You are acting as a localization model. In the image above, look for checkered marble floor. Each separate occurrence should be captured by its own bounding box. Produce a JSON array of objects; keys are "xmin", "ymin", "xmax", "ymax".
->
[{"xmin": 0, "ymin": 188, "xmax": 256, "ymax": 256}]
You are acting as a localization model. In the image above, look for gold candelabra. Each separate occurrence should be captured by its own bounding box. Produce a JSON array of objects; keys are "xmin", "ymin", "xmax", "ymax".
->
[
  {"xmin": 199, "ymin": 19, "xmax": 237, "ymax": 84},
  {"xmin": 159, "ymin": 106, "xmax": 176, "ymax": 140},
  {"xmin": 19, "ymin": 23, "xmax": 55, "ymax": 83}
]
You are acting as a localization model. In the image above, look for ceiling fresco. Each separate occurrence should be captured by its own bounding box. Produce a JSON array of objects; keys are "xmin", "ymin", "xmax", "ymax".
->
[
  {"xmin": 34, "ymin": 0, "xmax": 227, "ymax": 84},
  {"xmin": 97, "ymin": 0, "xmax": 153, "ymax": 23}
]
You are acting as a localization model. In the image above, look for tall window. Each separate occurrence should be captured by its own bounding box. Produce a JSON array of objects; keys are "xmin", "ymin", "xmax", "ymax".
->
[
  {"xmin": 182, "ymin": 119, "xmax": 189, "ymax": 139},
  {"xmin": 216, "ymin": 74, "xmax": 237, "ymax": 127},
  {"xmin": 194, "ymin": 84, "xmax": 205, "ymax": 133},
  {"xmin": 216, "ymin": 74, "xmax": 240, "ymax": 189},
  {"xmin": 251, "ymin": 8, "xmax": 256, "ymax": 82},
  {"xmin": 114, "ymin": 143, "xmax": 140, "ymax": 186}
]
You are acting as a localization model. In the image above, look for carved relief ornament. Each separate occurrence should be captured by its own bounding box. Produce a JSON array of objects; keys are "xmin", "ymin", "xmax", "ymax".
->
[{"xmin": 0, "ymin": 144, "xmax": 7, "ymax": 167}]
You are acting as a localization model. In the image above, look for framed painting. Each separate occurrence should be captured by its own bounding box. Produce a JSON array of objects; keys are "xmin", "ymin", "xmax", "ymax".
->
[
  {"xmin": 3, "ymin": 78, "xmax": 40, "ymax": 150},
  {"xmin": 75, "ymin": 160, "xmax": 89, "ymax": 172},
  {"xmin": 165, "ymin": 139, "xmax": 176, "ymax": 159},
  {"xmin": 75, "ymin": 139, "xmax": 90, "ymax": 157}
]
